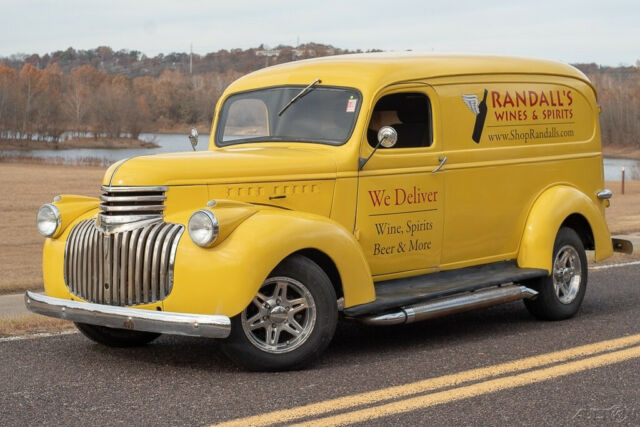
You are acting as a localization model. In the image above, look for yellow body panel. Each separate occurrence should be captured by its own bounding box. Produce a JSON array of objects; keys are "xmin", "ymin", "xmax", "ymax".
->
[
  {"xmin": 518, "ymin": 185, "xmax": 613, "ymax": 272},
  {"xmin": 432, "ymin": 74, "xmax": 604, "ymax": 270},
  {"xmin": 41, "ymin": 53, "xmax": 613, "ymax": 321}
]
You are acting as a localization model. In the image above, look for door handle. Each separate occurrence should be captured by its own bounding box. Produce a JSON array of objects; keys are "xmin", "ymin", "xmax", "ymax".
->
[{"xmin": 432, "ymin": 156, "xmax": 447, "ymax": 173}]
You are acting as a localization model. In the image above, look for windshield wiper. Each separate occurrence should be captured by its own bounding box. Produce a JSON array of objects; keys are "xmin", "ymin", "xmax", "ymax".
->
[{"xmin": 278, "ymin": 78, "xmax": 322, "ymax": 116}]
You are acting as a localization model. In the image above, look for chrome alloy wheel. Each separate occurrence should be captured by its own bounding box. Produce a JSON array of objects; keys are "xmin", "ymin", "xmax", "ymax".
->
[
  {"xmin": 552, "ymin": 245, "xmax": 582, "ymax": 304},
  {"xmin": 241, "ymin": 277, "xmax": 316, "ymax": 354}
]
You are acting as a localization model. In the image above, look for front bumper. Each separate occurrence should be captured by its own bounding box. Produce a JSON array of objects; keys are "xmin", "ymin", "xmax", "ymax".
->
[{"xmin": 24, "ymin": 291, "xmax": 231, "ymax": 339}]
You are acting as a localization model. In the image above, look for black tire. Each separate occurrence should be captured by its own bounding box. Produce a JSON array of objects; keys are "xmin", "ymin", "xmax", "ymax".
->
[
  {"xmin": 75, "ymin": 323, "xmax": 161, "ymax": 347},
  {"xmin": 220, "ymin": 255, "xmax": 338, "ymax": 371},
  {"xmin": 523, "ymin": 227, "xmax": 588, "ymax": 320}
]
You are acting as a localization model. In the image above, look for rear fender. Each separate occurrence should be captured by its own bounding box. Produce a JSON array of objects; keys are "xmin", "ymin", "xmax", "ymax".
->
[{"xmin": 517, "ymin": 185, "xmax": 613, "ymax": 273}]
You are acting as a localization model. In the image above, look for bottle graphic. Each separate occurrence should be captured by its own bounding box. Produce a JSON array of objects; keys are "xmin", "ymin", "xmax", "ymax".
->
[
  {"xmin": 472, "ymin": 89, "xmax": 488, "ymax": 143},
  {"xmin": 462, "ymin": 89, "xmax": 489, "ymax": 144}
]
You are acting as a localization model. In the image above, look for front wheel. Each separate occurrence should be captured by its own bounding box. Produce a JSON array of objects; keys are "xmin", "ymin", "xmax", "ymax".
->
[
  {"xmin": 220, "ymin": 255, "xmax": 338, "ymax": 371},
  {"xmin": 524, "ymin": 227, "xmax": 588, "ymax": 320},
  {"xmin": 75, "ymin": 323, "xmax": 161, "ymax": 347}
]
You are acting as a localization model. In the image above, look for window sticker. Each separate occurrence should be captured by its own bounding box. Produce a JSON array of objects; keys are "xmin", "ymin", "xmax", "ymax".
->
[{"xmin": 346, "ymin": 98, "xmax": 358, "ymax": 113}]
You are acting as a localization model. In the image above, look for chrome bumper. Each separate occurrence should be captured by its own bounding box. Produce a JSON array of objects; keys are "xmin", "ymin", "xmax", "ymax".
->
[{"xmin": 24, "ymin": 291, "xmax": 231, "ymax": 339}]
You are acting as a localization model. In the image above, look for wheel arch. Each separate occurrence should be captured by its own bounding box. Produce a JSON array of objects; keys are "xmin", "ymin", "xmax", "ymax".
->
[
  {"xmin": 562, "ymin": 213, "xmax": 595, "ymax": 251},
  {"xmin": 290, "ymin": 248, "xmax": 344, "ymax": 300},
  {"xmin": 517, "ymin": 185, "xmax": 612, "ymax": 273}
]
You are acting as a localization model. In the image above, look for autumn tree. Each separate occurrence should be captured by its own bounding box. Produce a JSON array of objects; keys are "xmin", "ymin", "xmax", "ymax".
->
[
  {"xmin": 18, "ymin": 63, "xmax": 43, "ymax": 138},
  {"xmin": 65, "ymin": 65, "xmax": 107, "ymax": 137},
  {"xmin": 0, "ymin": 62, "xmax": 17, "ymax": 138},
  {"xmin": 36, "ymin": 63, "xmax": 66, "ymax": 143},
  {"xmin": 581, "ymin": 65, "xmax": 640, "ymax": 147}
]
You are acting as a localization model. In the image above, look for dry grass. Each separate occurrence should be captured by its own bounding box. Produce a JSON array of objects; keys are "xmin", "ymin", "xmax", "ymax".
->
[
  {"xmin": 0, "ymin": 314, "xmax": 75, "ymax": 337},
  {"xmin": 0, "ymin": 282, "xmax": 43, "ymax": 295},
  {"xmin": 0, "ymin": 161, "xmax": 105, "ymax": 294},
  {"xmin": 603, "ymin": 180, "xmax": 640, "ymax": 234},
  {"xmin": 587, "ymin": 249, "xmax": 640, "ymax": 266}
]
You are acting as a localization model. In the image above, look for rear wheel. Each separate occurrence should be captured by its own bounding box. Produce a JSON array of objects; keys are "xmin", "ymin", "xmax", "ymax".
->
[
  {"xmin": 75, "ymin": 323, "xmax": 161, "ymax": 347},
  {"xmin": 524, "ymin": 227, "xmax": 588, "ymax": 320},
  {"xmin": 220, "ymin": 255, "xmax": 338, "ymax": 371}
]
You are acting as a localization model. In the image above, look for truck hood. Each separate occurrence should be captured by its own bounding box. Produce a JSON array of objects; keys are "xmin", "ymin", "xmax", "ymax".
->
[{"xmin": 103, "ymin": 146, "xmax": 338, "ymax": 187}]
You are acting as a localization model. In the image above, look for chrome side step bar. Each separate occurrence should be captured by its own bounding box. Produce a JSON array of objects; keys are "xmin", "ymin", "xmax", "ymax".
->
[{"xmin": 355, "ymin": 284, "xmax": 538, "ymax": 326}]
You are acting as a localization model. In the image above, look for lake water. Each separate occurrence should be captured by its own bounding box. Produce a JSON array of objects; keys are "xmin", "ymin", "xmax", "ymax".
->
[
  {"xmin": 0, "ymin": 133, "xmax": 210, "ymax": 165},
  {"xmin": 2, "ymin": 133, "xmax": 639, "ymax": 181},
  {"xmin": 603, "ymin": 157, "xmax": 640, "ymax": 181}
]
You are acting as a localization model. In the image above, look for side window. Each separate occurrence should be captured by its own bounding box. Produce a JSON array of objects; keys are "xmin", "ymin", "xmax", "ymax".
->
[{"xmin": 367, "ymin": 92, "xmax": 432, "ymax": 148}]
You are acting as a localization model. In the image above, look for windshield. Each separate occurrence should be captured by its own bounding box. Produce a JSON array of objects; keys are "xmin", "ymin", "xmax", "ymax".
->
[{"xmin": 216, "ymin": 86, "xmax": 361, "ymax": 146}]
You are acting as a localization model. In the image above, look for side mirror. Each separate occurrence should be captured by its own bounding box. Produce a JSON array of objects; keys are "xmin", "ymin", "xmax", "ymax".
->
[
  {"xmin": 358, "ymin": 126, "xmax": 398, "ymax": 170},
  {"xmin": 377, "ymin": 126, "xmax": 398, "ymax": 148},
  {"xmin": 188, "ymin": 128, "xmax": 199, "ymax": 151}
]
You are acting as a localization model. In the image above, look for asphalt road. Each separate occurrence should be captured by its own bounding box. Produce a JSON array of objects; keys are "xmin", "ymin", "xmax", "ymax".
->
[{"xmin": 1, "ymin": 263, "xmax": 639, "ymax": 426}]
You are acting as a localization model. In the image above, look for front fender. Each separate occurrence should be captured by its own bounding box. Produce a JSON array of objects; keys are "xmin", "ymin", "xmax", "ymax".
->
[
  {"xmin": 517, "ymin": 185, "xmax": 613, "ymax": 273},
  {"xmin": 163, "ymin": 208, "xmax": 374, "ymax": 317}
]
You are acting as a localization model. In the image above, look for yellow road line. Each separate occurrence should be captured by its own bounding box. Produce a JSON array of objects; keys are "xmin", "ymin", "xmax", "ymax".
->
[
  {"xmin": 297, "ymin": 344, "xmax": 640, "ymax": 426},
  {"xmin": 215, "ymin": 334, "xmax": 640, "ymax": 427}
]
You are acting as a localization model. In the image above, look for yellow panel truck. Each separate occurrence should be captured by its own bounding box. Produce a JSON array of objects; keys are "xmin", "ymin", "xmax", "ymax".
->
[{"xmin": 27, "ymin": 53, "xmax": 631, "ymax": 370}]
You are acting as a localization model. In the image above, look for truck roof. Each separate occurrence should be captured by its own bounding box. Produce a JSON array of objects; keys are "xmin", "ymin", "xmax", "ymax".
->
[{"xmin": 226, "ymin": 52, "xmax": 593, "ymax": 97}]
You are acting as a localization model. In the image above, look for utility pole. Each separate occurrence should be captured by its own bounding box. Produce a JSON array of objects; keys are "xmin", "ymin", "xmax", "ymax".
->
[{"xmin": 190, "ymin": 43, "xmax": 193, "ymax": 75}]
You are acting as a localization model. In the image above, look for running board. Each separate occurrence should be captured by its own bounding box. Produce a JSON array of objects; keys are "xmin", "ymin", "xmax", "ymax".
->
[
  {"xmin": 354, "ymin": 285, "xmax": 538, "ymax": 326},
  {"xmin": 344, "ymin": 261, "xmax": 547, "ymax": 317}
]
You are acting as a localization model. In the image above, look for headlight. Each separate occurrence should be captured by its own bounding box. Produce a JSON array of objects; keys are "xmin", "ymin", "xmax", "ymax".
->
[
  {"xmin": 188, "ymin": 210, "xmax": 219, "ymax": 247},
  {"xmin": 36, "ymin": 203, "xmax": 61, "ymax": 237}
]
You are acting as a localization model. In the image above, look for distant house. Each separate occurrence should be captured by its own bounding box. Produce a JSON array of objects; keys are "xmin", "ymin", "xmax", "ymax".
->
[{"xmin": 255, "ymin": 49, "xmax": 280, "ymax": 57}]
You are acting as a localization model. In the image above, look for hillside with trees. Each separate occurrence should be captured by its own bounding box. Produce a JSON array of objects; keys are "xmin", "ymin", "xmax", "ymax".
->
[
  {"xmin": 0, "ymin": 44, "xmax": 638, "ymax": 147},
  {"xmin": 0, "ymin": 44, "xmax": 367, "ymax": 144}
]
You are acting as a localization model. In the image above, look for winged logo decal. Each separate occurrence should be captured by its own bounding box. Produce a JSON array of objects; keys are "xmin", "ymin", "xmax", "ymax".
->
[{"xmin": 462, "ymin": 94, "xmax": 480, "ymax": 115}]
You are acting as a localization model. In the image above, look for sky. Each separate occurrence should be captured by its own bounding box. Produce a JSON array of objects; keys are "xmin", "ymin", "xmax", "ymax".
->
[{"xmin": 0, "ymin": 0, "xmax": 638, "ymax": 66}]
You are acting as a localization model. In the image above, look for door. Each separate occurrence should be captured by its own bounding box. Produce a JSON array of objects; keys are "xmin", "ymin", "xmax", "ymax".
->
[{"xmin": 355, "ymin": 86, "xmax": 444, "ymax": 277}]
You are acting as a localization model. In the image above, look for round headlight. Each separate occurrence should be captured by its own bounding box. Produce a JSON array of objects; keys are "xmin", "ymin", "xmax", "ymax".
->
[
  {"xmin": 188, "ymin": 210, "xmax": 219, "ymax": 247},
  {"xmin": 36, "ymin": 203, "xmax": 61, "ymax": 237}
]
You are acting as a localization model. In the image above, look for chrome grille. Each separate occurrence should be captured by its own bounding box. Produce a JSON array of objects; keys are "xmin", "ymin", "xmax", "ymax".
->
[
  {"xmin": 98, "ymin": 186, "xmax": 167, "ymax": 234},
  {"xmin": 64, "ymin": 219, "xmax": 184, "ymax": 306}
]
